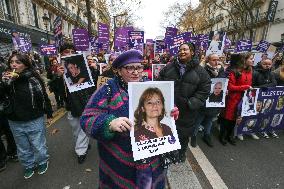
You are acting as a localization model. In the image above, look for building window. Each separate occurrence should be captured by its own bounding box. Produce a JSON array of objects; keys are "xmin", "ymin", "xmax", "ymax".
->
[
  {"xmin": 1, "ymin": 0, "xmax": 14, "ymax": 22},
  {"xmin": 32, "ymin": 3, "xmax": 39, "ymax": 28}
]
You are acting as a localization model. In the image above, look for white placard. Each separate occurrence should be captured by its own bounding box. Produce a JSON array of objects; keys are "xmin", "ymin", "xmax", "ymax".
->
[
  {"xmin": 241, "ymin": 88, "xmax": 260, "ymax": 117},
  {"xmin": 206, "ymin": 78, "xmax": 228, "ymax": 107},
  {"xmin": 152, "ymin": 64, "xmax": 166, "ymax": 81},
  {"xmin": 61, "ymin": 53, "xmax": 94, "ymax": 93},
  {"xmin": 128, "ymin": 81, "xmax": 180, "ymax": 161}
]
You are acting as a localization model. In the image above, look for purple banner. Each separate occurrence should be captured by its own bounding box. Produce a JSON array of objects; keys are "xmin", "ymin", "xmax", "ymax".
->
[
  {"xmin": 114, "ymin": 26, "xmax": 133, "ymax": 49},
  {"xmin": 168, "ymin": 32, "xmax": 193, "ymax": 56},
  {"xmin": 237, "ymin": 87, "xmax": 284, "ymax": 134},
  {"xmin": 256, "ymin": 40, "xmax": 271, "ymax": 53},
  {"xmin": 72, "ymin": 29, "xmax": 89, "ymax": 51},
  {"xmin": 53, "ymin": 16, "xmax": 63, "ymax": 48},
  {"xmin": 196, "ymin": 34, "xmax": 209, "ymax": 50},
  {"xmin": 224, "ymin": 36, "xmax": 231, "ymax": 49},
  {"xmin": 235, "ymin": 39, "xmax": 252, "ymax": 53},
  {"xmin": 164, "ymin": 27, "xmax": 178, "ymax": 48},
  {"xmin": 98, "ymin": 22, "xmax": 109, "ymax": 43},
  {"xmin": 40, "ymin": 44, "xmax": 57, "ymax": 56},
  {"xmin": 155, "ymin": 40, "xmax": 165, "ymax": 53},
  {"xmin": 128, "ymin": 31, "xmax": 144, "ymax": 47}
]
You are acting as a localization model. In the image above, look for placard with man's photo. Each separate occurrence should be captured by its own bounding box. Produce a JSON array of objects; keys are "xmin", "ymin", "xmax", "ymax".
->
[
  {"xmin": 128, "ymin": 81, "xmax": 181, "ymax": 161},
  {"xmin": 206, "ymin": 78, "xmax": 228, "ymax": 107},
  {"xmin": 61, "ymin": 53, "xmax": 94, "ymax": 93}
]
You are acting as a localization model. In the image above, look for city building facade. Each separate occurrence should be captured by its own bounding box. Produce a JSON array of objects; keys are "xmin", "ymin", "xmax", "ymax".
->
[{"xmin": 0, "ymin": 0, "xmax": 100, "ymax": 55}]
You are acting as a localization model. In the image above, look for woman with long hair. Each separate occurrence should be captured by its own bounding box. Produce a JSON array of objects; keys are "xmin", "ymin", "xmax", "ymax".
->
[
  {"xmin": 134, "ymin": 87, "xmax": 173, "ymax": 142},
  {"xmin": 219, "ymin": 52, "xmax": 254, "ymax": 145},
  {"xmin": 0, "ymin": 52, "xmax": 52, "ymax": 179}
]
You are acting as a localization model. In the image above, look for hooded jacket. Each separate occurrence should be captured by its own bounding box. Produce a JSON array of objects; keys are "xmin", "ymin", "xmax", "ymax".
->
[{"xmin": 158, "ymin": 56, "xmax": 211, "ymax": 134}]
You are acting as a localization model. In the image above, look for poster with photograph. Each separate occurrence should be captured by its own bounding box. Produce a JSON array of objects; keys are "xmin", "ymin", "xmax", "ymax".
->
[
  {"xmin": 152, "ymin": 64, "xmax": 166, "ymax": 81},
  {"xmin": 236, "ymin": 87, "xmax": 284, "ymax": 134},
  {"xmin": 206, "ymin": 31, "xmax": 226, "ymax": 56},
  {"xmin": 61, "ymin": 54, "xmax": 94, "ymax": 93},
  {"xmin": 99, "ymin": 63, "xmax": 108, "ymax": 74},
  {"xmin": 129, "ymin": 81, "xmax": 181, "ymax": 161},
  {"xmin": 206, "ymin": 78, "xmax": 228, "ymax": 107},
  {"xmin": 241, "ymin": 88, "xmax": 260, "ymax": 117}
]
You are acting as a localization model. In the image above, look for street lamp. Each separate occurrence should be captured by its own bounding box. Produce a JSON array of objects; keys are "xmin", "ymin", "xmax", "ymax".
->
[
  {"xmin": 113, "ymin": 12, "xmax": 127, "ymax": 49},
  {"xmin": 42, "ymin": 13, "xmax": 50, "ymax": 44}
]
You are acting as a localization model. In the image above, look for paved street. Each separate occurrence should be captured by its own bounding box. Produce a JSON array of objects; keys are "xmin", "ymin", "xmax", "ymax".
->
[
  {"xmin": 188, "ymin": 129, "xmax": 284, "ymax": 189},
  {"xmin": 0, "ymin": 114, "xmax": 99, "ymax": 189}
]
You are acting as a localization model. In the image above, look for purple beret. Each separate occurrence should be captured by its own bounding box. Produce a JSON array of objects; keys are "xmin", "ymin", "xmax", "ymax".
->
[{"xmin": 112, "ymin": 49, "xmax": 143, "ymax": 69}]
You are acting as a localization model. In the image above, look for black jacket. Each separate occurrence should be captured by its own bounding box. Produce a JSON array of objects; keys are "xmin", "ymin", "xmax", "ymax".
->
[
  {"xmin": 158, "ymin": 57, "xmax": 211, "ymax": 134},
  {"xmin": 252, "ymin": 64, "xmax": 277, "ymax": 88},
  {"xmin": 0, "ymin": 69, "xmax": 53, "ymax": 121}
]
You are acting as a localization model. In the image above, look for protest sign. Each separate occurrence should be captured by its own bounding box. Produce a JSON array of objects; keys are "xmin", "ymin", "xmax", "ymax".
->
[
  {"xmin": 206, "ymin": 78, "xmax": 228, "ymax": 107},
  {"xmin": 53, "ymin": 16, "xmax": 63, "ymax": 48},
  {"xmin": 152, "ymin": 64, "xmax": 166, "ymax": 81},
  {"xmin": 96, "ymin": 76, "xmax": 111, "ymax": 89},
  {"xmin": 128, "ymin": 31, "xmax": 144, "ymax": 47},
  {"xmin": 72, "ymin": 29, "xmax": 89, "ymax": 51},
  {"xmin": 241, "ymin": 88, "xmax": 260, "ymax": 117},
  {"xmin": 237, "ymin": 87, "xmax": 284, "ymax": 134},
  {"xmin": 256, "ymin": 40, "xmax": 270, "ymax": 53},
  {"xmin": 40, "ymin": 44, "xmax": 57, "ymax": 56},
  {"xmin": 168, "ymin": 32, "xmax": 194, "ymax": 56},
  {"xmin": 61, "ymin": 54, "xmax": 94, "ymax": 93},
  {"xmin": 129, "ymin": 81, "xmax": 180, "ymax": 161},
  {"xmin": 235, "ymin": 39, "xmax": 252, "ymax": 53},
  {"xmin": 206, "ymin": 31, "xmax": 226, "ymax": 56}
]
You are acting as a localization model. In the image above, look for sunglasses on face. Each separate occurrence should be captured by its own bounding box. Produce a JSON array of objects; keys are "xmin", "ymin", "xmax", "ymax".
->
[{"xmin": 122, "ymin": 65, "xmax": 144, "ymax": 73}]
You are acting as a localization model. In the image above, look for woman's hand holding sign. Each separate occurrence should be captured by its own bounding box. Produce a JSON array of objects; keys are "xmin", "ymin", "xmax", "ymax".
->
[{"xmin": 109, "ymin": 117, "xmax": 132, "ymax": 132}]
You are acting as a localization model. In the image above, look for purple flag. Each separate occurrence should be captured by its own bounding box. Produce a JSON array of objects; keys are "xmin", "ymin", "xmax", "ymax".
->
[
  {"xmin": 128, "ymin": 31, "xmax": 144, "ymax": 47},
  {"xmin": 196, "ymin": 34, "xmax": 209, "ymax": 50},
  {"xmin": 40, "ymin": 44, "xmax": 57, "ymax": 56},
  {"xmin": 168, "ymin": 32, "xmax": 193, "ymax": 56},
  {"xmin": 164, "ymin": 27, "xmax": 178, "ymax": 48},
  {"xmin": 256, "ymin": 40, "xmax": 270, "ymax": 53},
  {"xmin": 72, "ymin": 29, "xmax": 89, "ymax": 51},
  {"xmin": 235, "ymin": 39, "xmax": 252, "ymax": 53},
  {"xmin": 224, "ymin": 36, "xmax": 231, "ymax": 49}
]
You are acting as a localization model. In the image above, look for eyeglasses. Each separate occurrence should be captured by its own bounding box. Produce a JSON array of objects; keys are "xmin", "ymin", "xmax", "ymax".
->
[
  {"xmin": 122, "ymin": 65, "xmax": 144, "ymax": 73},
  {"xmin": 145, "ymin": 100, "xmax": 162, "ymax": 107}
]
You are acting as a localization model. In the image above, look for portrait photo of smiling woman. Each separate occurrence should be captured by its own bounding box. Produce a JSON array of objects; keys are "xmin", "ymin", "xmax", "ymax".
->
[{"xmin": 134, "ymin": 87, "xmax": 173, "ymax": 142}]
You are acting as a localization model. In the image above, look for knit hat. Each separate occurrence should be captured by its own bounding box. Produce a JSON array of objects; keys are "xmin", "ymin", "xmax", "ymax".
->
[{"xmin": 112, "ymin": 49, "xmax": 143, "ymax": 69}]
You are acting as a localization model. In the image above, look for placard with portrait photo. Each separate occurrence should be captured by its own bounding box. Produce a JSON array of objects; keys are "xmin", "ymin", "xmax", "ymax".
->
[
  {"xmin": 128, "ymin": 81, "xmax": 181, "ymax": 161},
  {"xmin": 61, "ymin": 53, "xmax": 94, "ymax": 93},
  {"xmin": 241, "ymin": 88, "xmax": 260, "ymax": 117},
  {"xmin": 206, "ymin": 78, "xmax": 228, "ymax": 107},
  {"xmin": 152, "ymin": 64, "xmax": 166, "ymax": 81}
]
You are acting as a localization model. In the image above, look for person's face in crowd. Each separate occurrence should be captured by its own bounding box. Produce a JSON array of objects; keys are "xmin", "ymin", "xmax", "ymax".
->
[
  {"xmin": 246, "ymin": 55, "xmax": 254, "ymax": 67},
  {"xmin": 256, "ymin": 101, "xmax": 262, "ymax": 112},
  {"xmin": 101, "ymin": 64, "xmax": 108, "ymax": 72},
  {"xmin": 87, "ymin": 55, "xmax": 95, "ymax": 65},
  {"xmin": 262, "ymin": 53, "xmax": 268, "ymax": 61},
  {"xmin": 209, "ymin": 54, "xmax": 219, "ymax": 67},
  {"xmin": 109, "ymin": 55, "xmax": 116, "ymax": 66},
  {"xmin": 178, "ymin": 44, "xmax": 193, "ymax": 63},
  {"xmin": 261, "ymin": 59, "xmax": 272, "ymax": 70},
  {"xmin": 62, "ymin": 48, "xmax": 75, "ymax": 56},
  {"xmin": 213, "ymin": 83, "xmax": 222, "ymax": 95},
  {"xmin": 118, "ymin": 63, "xmax": 143, "ymax": 83},
  {"xmin": 142, "ymin": 56, "xmax": 148, "ymax": 66},
  {"xmin": 154, "ymin": 54, "xmax": 160, "ymax": 62},
  {"xmin": 10, "ymin": 56, "xmax": 27, "ymax": 73},
  {"xmin": 52, "ymin": 59, "xmax": 58, "ymax": 65},
  {"xmin": 213, "ymin": 34, "xmax": 220, "ymax": 41},
  {"xmin": 219, "ymin": 55, "xmax": 225, "ymax": 63},
  {"xmin": 143, "ymin": 93, "xmax": 163, "ymax": 120},
  {"xmin": 67, "ymin": 63, "xmax": 80, "ymax": 77}
]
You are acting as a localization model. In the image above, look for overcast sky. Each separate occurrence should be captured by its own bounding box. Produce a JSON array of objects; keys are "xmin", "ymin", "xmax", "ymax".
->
[{"xmin": 135, "ymin": 0, "xmax": 200, "ymax": 40}]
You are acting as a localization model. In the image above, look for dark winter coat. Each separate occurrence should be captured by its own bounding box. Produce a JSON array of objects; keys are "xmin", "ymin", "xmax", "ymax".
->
[
  {"xmin": 0, "ymin": 69, "xmax": 52, "ymax": 121},
  {"xmin": 158, "ymin": 57, "xmax": 211, "ymax": 135},
  {"xmin": 252, "ymin": 64, "xmax": 277, "ymax": 88}
]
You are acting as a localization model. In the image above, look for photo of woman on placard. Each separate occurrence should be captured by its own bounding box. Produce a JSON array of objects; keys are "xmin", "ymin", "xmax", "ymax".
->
[
  {"xmin": 208, "ymin": 81, "xmax": 223, "ymax": 103},
  {"xmin": 256, "ymin": 100, "xmax": 263, "ymax": 114},
  {"xmin": 134, "ymin": 87, "xmax": 173, "ymax": 142},
  {"xmin": 260, "ymin": 117, "xmax": 270, "ymax": 130},
  {"xmin": 65, "ymin": 61, "xmax": 87, "ymax": 86},
  {"xmin": 276, "ymin": 96, "xmax": 284, "ymax": 111},
  {"xmin": 261, "ymin": 99, "xmax": 274, "ymax": 114},
  {"xmin": 245, "ymin": 119, "xmax": 257, "ymax": 130}
]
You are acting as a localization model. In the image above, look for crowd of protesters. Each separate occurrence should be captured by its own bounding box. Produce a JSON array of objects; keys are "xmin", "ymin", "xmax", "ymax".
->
[{"xmin": 0, "ymin": 40, "xmax": 283, "ymax": 189}]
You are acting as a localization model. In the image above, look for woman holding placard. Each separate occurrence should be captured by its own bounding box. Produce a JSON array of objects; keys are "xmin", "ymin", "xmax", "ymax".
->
[{"xmin": 80, "ymin": 49, "xmax": 179, "ymax": 189}]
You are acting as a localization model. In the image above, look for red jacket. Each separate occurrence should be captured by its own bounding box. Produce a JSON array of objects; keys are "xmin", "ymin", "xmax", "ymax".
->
[{"xmin": 222, "ymin": 70, "xmax": 252, "ymax": 121}]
